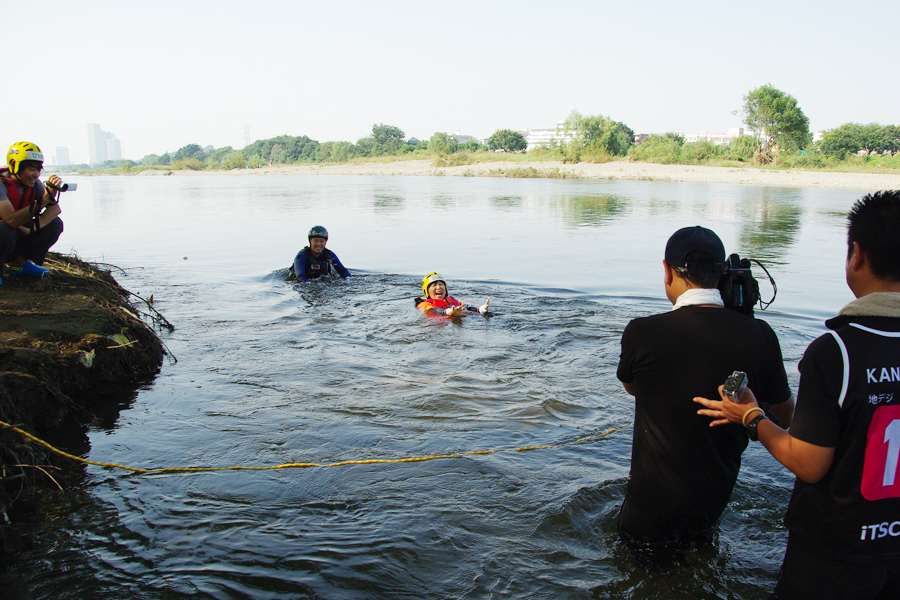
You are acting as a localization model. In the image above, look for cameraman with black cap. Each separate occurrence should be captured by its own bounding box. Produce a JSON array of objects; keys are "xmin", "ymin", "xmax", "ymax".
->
[
  {"xmin": 0, "ymin": 141, "xmax": 64, "ymax": 285},
  {"xmin": 616, "ymin": 225, "xmax": 794, "ymax": 555}
]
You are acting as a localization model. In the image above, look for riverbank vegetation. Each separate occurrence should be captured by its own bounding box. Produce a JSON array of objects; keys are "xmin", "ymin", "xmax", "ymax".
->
[{"xmin": 74, "ymin": 88, "xmax": 900, "ymax": 176}]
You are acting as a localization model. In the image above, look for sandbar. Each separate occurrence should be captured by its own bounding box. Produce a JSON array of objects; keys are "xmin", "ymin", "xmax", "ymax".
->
[{"xmin": 141, "ymin": 159, "xmax": 900, "ymax": 190}]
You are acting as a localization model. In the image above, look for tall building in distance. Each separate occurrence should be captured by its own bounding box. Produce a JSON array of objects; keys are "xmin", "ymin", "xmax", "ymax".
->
[
  {"xmin": 107, "ymin": 137, "xmax": 122, "ymax": 161},
  {"xmin": 56, "ymin": 147, "xmax": 70, "ymax": 166},
  {"xmin": 87, "ymin": 123, "xmax": 122, "ymax": 164}
]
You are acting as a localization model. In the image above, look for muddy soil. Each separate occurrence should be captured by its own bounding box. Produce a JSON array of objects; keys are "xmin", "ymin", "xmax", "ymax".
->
[{"xmin": 0, "ymin": 253, "xmax": 168, "ymax": 562}]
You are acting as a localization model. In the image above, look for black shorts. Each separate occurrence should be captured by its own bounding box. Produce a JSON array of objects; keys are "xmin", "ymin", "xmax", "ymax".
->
[{"xmin": 773, "ymin": 531, "xmax": 900, "ymax": 600}]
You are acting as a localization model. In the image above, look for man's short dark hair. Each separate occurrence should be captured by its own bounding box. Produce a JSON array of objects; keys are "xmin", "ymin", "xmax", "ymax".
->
[
  {"xmin": 847, "ymin": 190, "xmax": 900, "ymax": 282},
  {"xmin": 672, "ymin": 251, "xmax": 723, "ymax": 288}
]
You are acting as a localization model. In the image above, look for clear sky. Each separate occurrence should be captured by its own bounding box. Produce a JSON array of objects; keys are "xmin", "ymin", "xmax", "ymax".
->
[{"xmin": 4, "ymin": 0, "xmax": 897, "ymax": 164}]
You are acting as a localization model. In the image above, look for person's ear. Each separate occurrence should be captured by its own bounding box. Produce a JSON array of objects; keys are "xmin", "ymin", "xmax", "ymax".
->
[
  {"xmin": 847, "ymin": 241, "xmax": 865, "ymax": 273},
  {"xmin": 663, "ymin": 260, "xmax": 674, "ymax": 287}
]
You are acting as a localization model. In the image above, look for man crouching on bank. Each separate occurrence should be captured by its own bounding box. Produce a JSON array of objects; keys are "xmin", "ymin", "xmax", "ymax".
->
[
  {"xmin": 0, "ymin": 142, "xmax": 64, "ymax": 286},
  {"xmin": 616, "ymin": 225, "xmax": 794, "ymax": 555}
]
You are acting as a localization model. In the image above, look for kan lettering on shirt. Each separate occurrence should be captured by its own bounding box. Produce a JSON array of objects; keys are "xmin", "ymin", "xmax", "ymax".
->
[{"xmin": 868, "ymin": 367, "xmax": 900, "ymax": 384}]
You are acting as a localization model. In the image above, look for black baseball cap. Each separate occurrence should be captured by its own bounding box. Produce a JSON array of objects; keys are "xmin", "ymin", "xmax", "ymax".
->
[{"xmin": 665, "ymin": 226, "xmax": 725, "ymax": 270}]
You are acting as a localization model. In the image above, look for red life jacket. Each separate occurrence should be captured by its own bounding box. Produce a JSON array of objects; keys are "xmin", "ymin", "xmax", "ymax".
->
[
  {"xmin": 416, "ymin": 296, "xmax": 462, "ymax": 311},
  {"xmin": 0, "ymin": 171, "xmax": 38, "ymax": 218}
]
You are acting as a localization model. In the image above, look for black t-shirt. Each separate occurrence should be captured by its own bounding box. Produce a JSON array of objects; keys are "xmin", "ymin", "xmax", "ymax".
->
[
  {"xmin": 785, "ymin": 315, "xmax": 900, "ymax": 562},
  {"xmin": 617, "ymin": 305, "xmax": 792, "ymax": 517}
]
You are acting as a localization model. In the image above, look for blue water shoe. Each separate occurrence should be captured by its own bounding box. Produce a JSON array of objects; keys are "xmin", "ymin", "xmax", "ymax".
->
[{"xmin": 7, "ymin": 261, "xmax": 49, "ymax": 277}]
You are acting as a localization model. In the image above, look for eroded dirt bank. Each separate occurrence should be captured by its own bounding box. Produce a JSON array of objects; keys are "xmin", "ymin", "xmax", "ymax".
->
[{"xmin": 0, "ymin": 253, "xmax": 169, "ymax": 562}]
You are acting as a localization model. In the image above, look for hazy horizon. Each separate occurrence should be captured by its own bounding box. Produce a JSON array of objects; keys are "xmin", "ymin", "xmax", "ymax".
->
[{"xmin": 6, "ymin": 0, "xmax": 897, "ymax": 165}]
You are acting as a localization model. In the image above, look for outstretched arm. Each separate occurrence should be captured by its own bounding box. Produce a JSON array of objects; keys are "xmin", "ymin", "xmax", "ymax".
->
[
  {"xmin": 695, "ymin": 387, "xmax": 835, "ymax": 483},
  {"xmin": 330, "ymin": 252, "xmax": 351, "ymax": 278},
  {"xmin": 421, "ymin": 303, "xmax": 466, "ymax": 317},
  {"xmin": 442, "ymin": 304, "xmax": 466, "ymax": 317},
  {"xmin": 464, "ymin": 298, "xmax": 491, "ymax": 314}
]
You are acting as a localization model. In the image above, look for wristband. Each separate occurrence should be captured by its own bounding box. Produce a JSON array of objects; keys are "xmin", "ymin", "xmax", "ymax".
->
[
  {"xmin": 746, "ymin": 414, "xmax": 767, "ymax": 441},
  {"xmin": 741, "ymin": 406, "xmax": 765, "ymax": 427}
]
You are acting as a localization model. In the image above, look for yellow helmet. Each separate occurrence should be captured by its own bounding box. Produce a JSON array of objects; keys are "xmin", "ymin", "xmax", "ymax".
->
[
  {"xmin": 7, "ymin": 141, "xmax": 44, "ymax": 174},
  {"xmin": 422, "ymin": 272, "xmax": 446, "ymax": 298}
]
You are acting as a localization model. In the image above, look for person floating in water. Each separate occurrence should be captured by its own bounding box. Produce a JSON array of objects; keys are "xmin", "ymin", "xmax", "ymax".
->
[
  {"xmin": 415, "ymin": 272, "xmax": 490, "ymax": 317},
  {"xmin": 292, "ymin": 225, "xmax": 351, "ymax": 281}
]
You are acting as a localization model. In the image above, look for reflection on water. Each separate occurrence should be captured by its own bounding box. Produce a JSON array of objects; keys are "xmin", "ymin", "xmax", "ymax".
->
[
  {"xmin": 737, "ymin": 200, "xmax": 803, "ymax": 264},
  {"xmin": 560, "ymin": 195, "xmax": 629, "ymax": 226},
  {"xmin": 490, "ymin": 195, "xmax": 524, "ymax": 209},
  {"xmin": 4, "ymin": 175, "xmax": 874, "ymax": 598},
  {"xmin": 373, "ymin": 193, "xmax": 404, "ymax": 211}
]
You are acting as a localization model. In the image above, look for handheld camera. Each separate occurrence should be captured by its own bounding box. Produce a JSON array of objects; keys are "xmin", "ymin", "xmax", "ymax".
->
[
  {"xmin": 30, "ymin": 179, "xmax": 76, "ymax": 229},
  {"xmin": 43, "ymin": 179, "xmax": 76, "ymax": 211},
  {"xmin": 46, "ymin": 181, "xmax": 76, "ymax": 193},
  {"xmin": 723, "ymin": 370, "xmax": 748, "ymax": 403}
]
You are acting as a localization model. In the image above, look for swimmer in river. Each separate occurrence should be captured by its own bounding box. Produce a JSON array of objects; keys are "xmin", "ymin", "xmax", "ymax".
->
[
  {"xmin": 291, "ymin": 225, "xmax": 351, "ymax": 281},
  {"xmin": 415, "ymin": 272, "xmax": 491, "ymax": 317}
]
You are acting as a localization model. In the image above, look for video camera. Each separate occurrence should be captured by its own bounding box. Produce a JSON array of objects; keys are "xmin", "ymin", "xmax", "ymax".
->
[
  {"xmin": 28, "ymin": 178, "xmax": 76, "ymax": 232},
  {"xmin": 718, "ymin": 253, "xmax": 777, "ymax": 316},
  {"xmin": 45, "ymin": 180, "xmax": 76, "ymax": 193},
  {"xmin": 42, "ymin": 179, "xmax": 76, "ymax": 210}
]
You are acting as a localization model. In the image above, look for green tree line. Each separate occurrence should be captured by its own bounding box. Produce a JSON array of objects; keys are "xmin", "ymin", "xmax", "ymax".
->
[
  {"xmin": 819, "ymin": 123, "xmax": 900, "ymax": 159},
  {"xmin": 137, "ymin": 124, "xmax": 496, "ymax": 170},
  {"xmin": 114, "ymin": 86, "xmax": 898, "ymax": 173}
]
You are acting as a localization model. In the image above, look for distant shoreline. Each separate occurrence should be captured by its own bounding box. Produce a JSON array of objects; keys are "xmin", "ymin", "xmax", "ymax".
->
[{"xmin": 126, "ymin": 159, "xmax": 900, "ymax": 190}]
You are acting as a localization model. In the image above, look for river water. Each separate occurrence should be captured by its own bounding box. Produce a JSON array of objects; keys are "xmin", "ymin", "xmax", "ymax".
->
[{"xmin": 2, "ymin": 175, "xmax": 868, "ymax": 598}]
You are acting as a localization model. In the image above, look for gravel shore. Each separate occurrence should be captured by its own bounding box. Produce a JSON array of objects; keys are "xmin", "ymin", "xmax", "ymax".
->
[{"xmin": 149, "ymin": 159, "xmax": 900, "ymax": 191}]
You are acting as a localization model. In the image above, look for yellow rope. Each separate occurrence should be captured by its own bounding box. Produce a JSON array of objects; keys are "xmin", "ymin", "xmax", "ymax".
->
[{"xmin": 0, "ymin": 420, "xmax": 628, "ymax": 475}]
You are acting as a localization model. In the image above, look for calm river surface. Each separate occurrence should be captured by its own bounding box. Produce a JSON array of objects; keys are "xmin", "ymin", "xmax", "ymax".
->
[{"xmin": 3, "ymin": 175, "xmax": 869, "ymax": 598}]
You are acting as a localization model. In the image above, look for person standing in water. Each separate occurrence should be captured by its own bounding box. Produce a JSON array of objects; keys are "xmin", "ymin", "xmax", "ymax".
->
[
  {"xmin": 292, "ymin": 225, "xmax": 351, "ymax": 281},
  {"xmin": 616, "ymin": 225, "xmax": 793, "ymax": 555},
  {"xmin": 416, "ymin": 272, "xmax": 490, "ymax": 317}
]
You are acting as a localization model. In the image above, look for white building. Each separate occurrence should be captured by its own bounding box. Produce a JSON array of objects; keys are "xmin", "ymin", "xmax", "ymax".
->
[
  {"xmin": 522, "ymin": 121, "xmax": 577, "ymax": 151},
  {"xmin": 682, "ymin": 127, "xmax": 745, "ymax": 145},
  {"xmin": 107, "ymin": 137, "xmax": 122, "ymax": 161},
  {"xmin": 56, "ymin": 147, "xmax": 69, "ymax": 166},
  {"xmin": 87, "ymin": 123, "xmax": 123, "ymax": 164}
]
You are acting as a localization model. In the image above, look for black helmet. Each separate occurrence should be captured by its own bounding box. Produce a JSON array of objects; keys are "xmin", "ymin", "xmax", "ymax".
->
[{"xmin": 308, "ymin": 225, "xmax": 328, "ymax": 240}]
